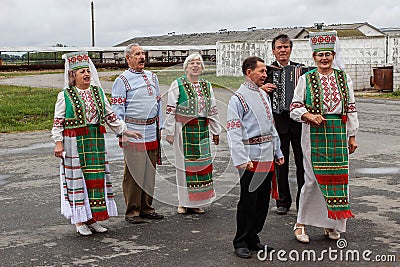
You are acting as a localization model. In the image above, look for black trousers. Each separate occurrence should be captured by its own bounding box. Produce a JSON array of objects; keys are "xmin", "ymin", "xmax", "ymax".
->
[
  {"xmin": 276, "ymin": 128, "xmax": 305, "ymax": 210},
  {"xmin": 233, "ymin": 170, "xmax": 272, "ymax": 249}
]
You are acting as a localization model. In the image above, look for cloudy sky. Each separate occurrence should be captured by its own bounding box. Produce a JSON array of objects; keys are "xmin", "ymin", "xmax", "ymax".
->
[{"xmin": 1, "ymin": 0, "xmax": 400, "ymax": 47}]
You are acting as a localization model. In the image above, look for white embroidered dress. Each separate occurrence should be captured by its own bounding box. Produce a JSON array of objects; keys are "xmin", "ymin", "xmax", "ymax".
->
[
  {"xmin": 52, "ymin": 87, "xmax": 126, "ymax": 224},
  {"xmin": 164, "ymin": 79, "xmax": 221, "ymax": 208},
  {"xmin": 290, "ymin": 72, "xmax": 359, "ymax": 232}
]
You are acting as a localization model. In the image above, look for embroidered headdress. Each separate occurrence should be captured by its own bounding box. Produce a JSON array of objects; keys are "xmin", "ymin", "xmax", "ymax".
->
[
  {"xmin": 309, "ymin": 30, "xmax": 337, "ymax": 52},
  {"xmin": 64, "ymin": 51, "xmax": 90, "ymax": 70},
  {"xmin": 309, "ymin": 30, "xmax": 344, "ymax": 70},
  {"xmin": 61, "ymin": 51, "xmax": 102, "ymax": 89}
]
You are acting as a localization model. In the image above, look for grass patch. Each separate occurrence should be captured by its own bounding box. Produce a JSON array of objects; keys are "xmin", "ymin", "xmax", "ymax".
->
[
  {"xmin": 357, "ymin": 90, "xmax": 400, "ymax": 100},
  {"xmin": 392, "ymin": 90, "xmax": 400, "ymax": 97},
  {"xmin": 0, "ymin": 85, "xmax": 61, "ymax": 133},
  {"xmin": 0, "ymin": 70, "xmax": 63, "ymax": 78}
]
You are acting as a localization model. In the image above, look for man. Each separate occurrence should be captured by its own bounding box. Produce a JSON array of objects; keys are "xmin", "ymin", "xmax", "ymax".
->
[
  {"xmin": 227, "ymin": 56, "xmax": 284, "ymax": 259},
  {"xmin": 262, "ymin": 34, "xmax": 305, "ymax": 215},
  {"xmin": 112, "ymin": 43, "xmax": 164, "ymax": 224}
]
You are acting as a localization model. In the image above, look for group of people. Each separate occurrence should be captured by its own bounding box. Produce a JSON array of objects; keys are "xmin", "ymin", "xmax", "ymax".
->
[
  {"xmin": 52, "ymin": 44, "xmax": 221, "ymax": 235},
  {"xmin": 52, "ymin": 30, "xmax": 359, "ymax": 259}
]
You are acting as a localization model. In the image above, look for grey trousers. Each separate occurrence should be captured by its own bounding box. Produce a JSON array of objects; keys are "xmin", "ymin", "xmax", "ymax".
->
[{"xmin": 123, "ymin": 149, "xmax": 157, "ymax": 217}]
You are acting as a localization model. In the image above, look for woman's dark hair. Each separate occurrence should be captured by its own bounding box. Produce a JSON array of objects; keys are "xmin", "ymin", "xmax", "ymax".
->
[{"xmin": 68, "ymin": 70, "xmax": 76, "ymax": 87}]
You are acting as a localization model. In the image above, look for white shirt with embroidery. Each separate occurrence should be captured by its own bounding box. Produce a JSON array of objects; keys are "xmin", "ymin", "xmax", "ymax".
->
[
  {"xmin": 227, "ymin": 81, "xmax": 283, "ymax": 167},
  {"xmin": 51, "ymin": 87, "xmax": 127, "ymax": 142},
  {"xmin": 290, "ymin": 72, "xmax": 359, "ymax": 136},
  {"xmin": 164, "ymin": 79, "xmax": 221, "ymax": 137}
]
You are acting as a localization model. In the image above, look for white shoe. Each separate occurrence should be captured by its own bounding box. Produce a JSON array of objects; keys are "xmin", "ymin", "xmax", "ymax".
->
[
  {"xmin": 76, "ymin": 224, "xmax": 92, "ymax": 236},
  {"xmin": 190, "ymin": 208, "xmax": 205, "ymax": 214},
  {"xmin": 177, "ymin": 206, "xmax": 187, "ymax": 214},
  {"xmin": 293, "ymin": 224, "xmax": 309, "ymax": 243},
  {"xmin": 88, "ymin": 222, "xmax": 108, "ymax": 233},
  {"xmin": 324, "ymin": 228, "xmax": 340, "ymax": 240}
]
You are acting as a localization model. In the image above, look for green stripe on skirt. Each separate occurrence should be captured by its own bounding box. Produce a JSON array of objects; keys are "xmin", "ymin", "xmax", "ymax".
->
[
  {"xmin": 182, "ymin": 118, "xmax": 214, "ymax": 201},
  {"xmin": 76, "ymin": 124, "xmax": 109, "ymax": 221},
  {"xmin": 310, "ymin": 115, "xmax": 354, "ymax": 220}
]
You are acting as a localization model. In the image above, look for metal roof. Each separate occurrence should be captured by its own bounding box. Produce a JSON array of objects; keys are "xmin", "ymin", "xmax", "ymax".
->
[{"xmin": 116, "ymin": 28, "xmax": 305, "ymax": 47}]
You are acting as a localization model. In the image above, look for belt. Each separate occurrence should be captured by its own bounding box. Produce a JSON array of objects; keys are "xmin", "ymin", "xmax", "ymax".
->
[
  {"xmin": 125, "ymin": 116, "xmax": 158, "ymax": 125},
  {"xmin": 243, "ymin": 134, "xmax": 272, "ymax": 145}
]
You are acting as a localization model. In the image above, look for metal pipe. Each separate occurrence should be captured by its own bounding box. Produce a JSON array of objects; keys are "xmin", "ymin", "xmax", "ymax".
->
[{"xmin": 91, "ymin": 1, "xmax": 95, "ymax": 47}]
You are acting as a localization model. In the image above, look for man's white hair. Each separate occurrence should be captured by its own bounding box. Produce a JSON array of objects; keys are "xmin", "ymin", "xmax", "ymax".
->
[{"xmin": 124, "ymin": 43, "xmax": 140, "ymax": 57}]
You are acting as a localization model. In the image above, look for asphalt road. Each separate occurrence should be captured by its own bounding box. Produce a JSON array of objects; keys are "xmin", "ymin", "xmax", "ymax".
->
[{"xmin": 0, "ymin": 73, "xmax": 399, "ymax": 266}]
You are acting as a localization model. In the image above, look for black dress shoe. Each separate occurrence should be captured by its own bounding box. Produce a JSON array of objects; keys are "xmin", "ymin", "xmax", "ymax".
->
[
  {"xmin": 234, "ymin": 247, "xmax": 251, "ymax": 258},
  {"xmin": 249, "ymin": 243, "xmax": 274, "ymax": 252},
  {"xmin": 140, "ymin": 212, "xmax": 164, "ymax": 219},
  {"xmin": 276, "ymin": 207, "xmax": 288, "ymax": 215},
  {"xmin": 125, "ymin": 216, "xmax": 148, "ymax": 224}
]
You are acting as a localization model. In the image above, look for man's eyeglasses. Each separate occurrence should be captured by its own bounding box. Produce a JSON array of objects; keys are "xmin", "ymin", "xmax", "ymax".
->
[{"xmin": 315, "ymin": 52, "xmax": 333, "ymax": 58}]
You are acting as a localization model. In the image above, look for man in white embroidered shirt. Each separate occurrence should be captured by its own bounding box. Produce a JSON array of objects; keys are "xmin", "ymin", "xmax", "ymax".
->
[
  {"xmin": 227, "ymin": 56, "xmax": 284, "ymax": 259},
  {"xmin": 111, "ymin": 43, "xmax": 164, "ymax": 224}
]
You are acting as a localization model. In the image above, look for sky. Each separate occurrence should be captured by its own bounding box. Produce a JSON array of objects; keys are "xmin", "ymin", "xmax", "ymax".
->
[{"xmin": 1, "ymin": 0, "xmax": 400, "ymax": 47}]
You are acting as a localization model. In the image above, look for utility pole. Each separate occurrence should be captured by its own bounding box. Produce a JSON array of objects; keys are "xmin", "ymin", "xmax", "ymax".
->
[{"xmin": 91, "ymin": 1, "xmax": 95, "ymax": 47}]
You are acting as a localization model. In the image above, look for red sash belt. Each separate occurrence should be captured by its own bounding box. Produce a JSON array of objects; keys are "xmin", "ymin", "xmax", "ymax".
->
[
  {"xmin": 176, "ymin": 115, "xmax": 209, "ymax": 125},
  {"xmin": 123, "ymin": 140, "xmax": 158, "ymax": 151}
]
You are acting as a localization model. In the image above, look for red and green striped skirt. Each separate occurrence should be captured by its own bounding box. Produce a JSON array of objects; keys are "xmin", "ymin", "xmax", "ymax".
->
[
  {"xmin": 182, "ymin": 117, "xmax": 215, "ymax": 201},
  {"xmin": 310, "ymin": 114, "xmax": 354, "ymax": 220},
  {"xmin": 76, "ymin": 124, "xmax": 109, "ymax": 221}
]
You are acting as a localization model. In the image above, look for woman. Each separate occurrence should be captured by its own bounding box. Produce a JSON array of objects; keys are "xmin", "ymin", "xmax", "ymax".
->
[
  {"xmin": 290, "ymin": 31, "xmax": 359, "ymax": 243},
  {"xmin": 164, "ymin": 53, "xmax": 221, "ymax": 214},
  {"xmin": 52, "ymin": 51, "xmax": 142, "ymax": 235}
]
